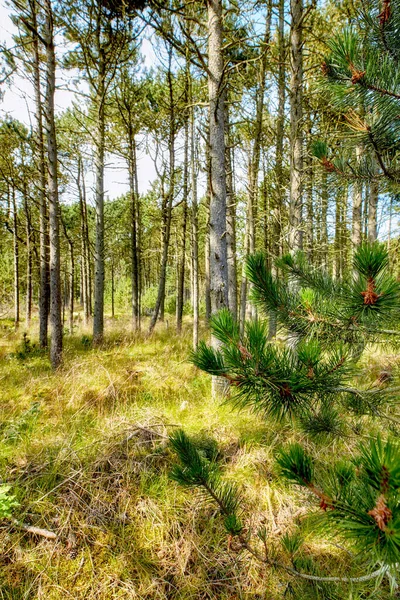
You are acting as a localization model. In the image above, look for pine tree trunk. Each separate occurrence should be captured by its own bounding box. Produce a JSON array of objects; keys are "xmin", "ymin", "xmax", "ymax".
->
[
  {"xmin": 149, "ymin": 49, "xmax": 175, "ymax": 334},
  {"xmin": 289, "ymin": 0, "xmax": 304, "ymax": 251},
  {"xmin": 225, "ymin": 104, "xmax": 237, "ymax": 321},
  {"xmin": 93, "ymin": 62, "xmax": 105, "ymax": 344},
  {"xmin": 191, "ymin": 103, "xmax": 199, "ymax": 349},
  {"xmin": 133, "ymin": 141, "xmax": 142, "ymax": 327},
  {"xmin": 11, "ymin": 187, "xmax": 20, "ymax": 330},
  {"xmin": 128, "ymin": 132, "xmax": 140, "ymax": 331},
  {"xmin": 77, "ymin": 158, "xmax": 89, "ymax": 325},
  {"xmin": 320, "ymin": 169, "xmax": 329, "ymax": 267},
  {"xmin": 69, "ymin": 243, "xmax": 74, "ymax": 334},
  {"xmin": 352, "ymin": 148, "xmax": 363, "ymax": 248},
  {"xmin": 207, "ymin": 0, "xmax": 229, "ymax": 396},
  {"xmin": 44, "ymin": 0, "xmax": 62, "ymax": 369},
  {"xmin": 176, "ymin": 113, "xmax": 189, "ymax": 333},
  {"xmin": 205, "ymin": 135, "xmax": 212, "ymax": 323},
  {"xmin": 305, "ymin": 112, "xmax": 314, "ymax": 261},
  {"xmin": 368, "ymin": 179, "xmax": 378, "ymax": 242},
  {"xmin": 23, "ymin": 179, "xmax": 33, "ymax": 328},
  {"xmin": 30, "ymin": 0, "xmax": 49, "ymax": 348}
]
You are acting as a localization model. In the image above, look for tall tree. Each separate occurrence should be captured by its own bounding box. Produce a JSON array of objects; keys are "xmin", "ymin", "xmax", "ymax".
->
[
  {"xmin": 44, "ymin": 0, "xmax": 62, "ymax": 368},
  {"xmin": 289, "ymin": 0, "xmax": 304, "ymax": 250}
]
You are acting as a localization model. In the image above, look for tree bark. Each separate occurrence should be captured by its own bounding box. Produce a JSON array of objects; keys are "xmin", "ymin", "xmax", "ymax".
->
[
  {"xmin": 191, "ymin": 102, "xmax": 199, "ymax": 349},
  {"xmin": 30, "ymin": 0, "xmax": 49, "ymax": 348},
  {"xmin": 352, "ymin": 147, "xmax": 363, "ymax": 248},
  {"xmin": 23, "ymin": 177, "xmax": 32, "ymax": 327},
  {"xmin": 128, "ymin": 132, "xmax": 140, "ymax": 330},
  {"xmin": 44, "ymin": 0, "xmax": 62, "ymax": 369},
  {"xmin": 289, "ymin": 0, "xmax": 304, "ymax": 251},
  {"xmin": 93, "ymin": 55, "xmax": 106, "ymax": 344},
  {"xmin": 207, "ymin": 0, "xmax": 229, "ymax": 396},
  {"xmin": 11, "ymin": 187, "xmax": 20, "ymax": 329},
  {"xmin": 224, "ymin": 104, "xmax": 237, "ymax": 321},
  {"xmin": 176, "ymin": 108, "xmax": 189, "ymax": 333},
  {"xmin": 149, "ymin": 48, "xmax": 175, "ymax": 334},
  {"xmin": 368, "ymin": 179, "xmax": 378, "ymax": 242}
]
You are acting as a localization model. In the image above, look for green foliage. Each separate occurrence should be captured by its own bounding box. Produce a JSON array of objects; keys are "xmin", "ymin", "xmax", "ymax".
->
[
  {"xmin": 169, "ymin": 430, "xmax": 243, "ymax": 536},
  {"xmin": 278, "ymin": 437, "xmax": 400, "ymax": 566},
  {"xmin": 276, "ymin": 444, "xmax": 314, "ymax": 487},
  {"xmin": 0, "ymin": 485, "xmax": 18, "ymax": 518}
]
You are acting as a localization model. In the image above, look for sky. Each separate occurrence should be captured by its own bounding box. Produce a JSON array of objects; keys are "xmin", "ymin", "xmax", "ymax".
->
[{"xmin": 0, "ymin": 0, "xmax": 158, "ymax": 201}]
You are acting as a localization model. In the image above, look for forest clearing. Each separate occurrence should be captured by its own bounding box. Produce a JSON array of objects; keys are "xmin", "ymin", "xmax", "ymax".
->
[
  {"xmin": 1, "ymin": 0, "xmax": 400, "ymax": 597},
  {"xmin": 0, "ymin": 316, "xmax": 398, "ymax": 599}
]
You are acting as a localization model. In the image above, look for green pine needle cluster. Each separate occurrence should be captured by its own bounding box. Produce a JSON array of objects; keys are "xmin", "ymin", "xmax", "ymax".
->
[
  {"xmin": 169, "ymin": 430, "xmax": 243, "ymax": 536},
  {"xmin": 278, "ymin": 437, "xmax": 400, "ymax": 566}
]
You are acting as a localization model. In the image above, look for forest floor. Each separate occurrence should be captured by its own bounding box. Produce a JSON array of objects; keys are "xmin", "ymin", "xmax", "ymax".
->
[{"xmin": 0, "ymin": 316, "xmax": 397, "ymax": 600}]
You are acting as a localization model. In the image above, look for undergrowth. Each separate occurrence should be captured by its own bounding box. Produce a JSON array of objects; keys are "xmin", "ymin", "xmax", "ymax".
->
[{"xmin": 0, "ymin": 316, "xmax": 397, "ymax": 599}]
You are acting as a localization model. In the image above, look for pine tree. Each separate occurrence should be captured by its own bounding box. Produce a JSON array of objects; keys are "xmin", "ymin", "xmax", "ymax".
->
[
  {"xmin": 313, "ymin": 0, "xmax": 400, "ymax": 187},
  {"xmin": 170, "ymin": 242, "xmax": 400, "ymax": 588}
]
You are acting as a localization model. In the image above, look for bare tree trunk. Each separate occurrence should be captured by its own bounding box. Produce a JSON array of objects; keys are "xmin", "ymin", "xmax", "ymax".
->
[
  {"xmin": 289, "ymin": 0, "xmax": 304, "ymax": 251},
  {"xmin": 77, "ymin": 157, "xmax": 89, "ymax": 325},
  {"xmin": 225, "ymin": 103, "xmax": 237, "ymax": 320},
  {"xmin": 176, "ymin": 111, "xmax": 189, "ymax": 333},
  {"xmin": 368, "ymin": 179, "xmax": 378, "ymax": 242},
  {"xmin": 320, "ymin": 169, "xmax": 329, "ymax": 267},
  {"xmin": 149, "ymin": 48, "xmax": 175, "ymax": 334},
  {"xmin": 30, "ymin": 0, "xmax": 49, "ymax": 347},
  {"xmin": 305, "ymin": 111, "xmax": 314, "ymax": 261},
  {"xmin": 133, "ymin": 141, "xmax": 142, "ymax": 328},
  {"xmin": 240, "ymin": 4, "xmax": 272, "ymax": 332},
  {"xmin": 111, "ymin": 260, "xmax": 115, "ymax": 319},
  {"xmin": 44, "ymin": 0, "xmax": 62, "ymax": 369},
  {"xmin": 191, "ymin": 102, "xmax": 199, "ymax": 349},
  {"xmin": 11, "ymin": 187, "xmax": 20, "ymax": 329},
  {"xmin": 61, "ymin": 215, "xmax": 74, "ymax": 334},
  {"xmin": 352, "ymin": 148, "xmax": 363, "ymax": 248},
  {"xmin": 23, "ymin": 181, "xmax": 33, "ymax": 327},
  {"xmin": 205, "ymin": 134, "xmax": 212, "ymax": 323},
  {"xmin": 128, "ymin": 133, "xmax": 140, "ymax": 330},
  {"xmin": 93, "ymin": 60, "xmax": 105, "ymax": 344},
  {"xmin": 207, "ymin": 0, "xmax": 229, "ymax": 396}
]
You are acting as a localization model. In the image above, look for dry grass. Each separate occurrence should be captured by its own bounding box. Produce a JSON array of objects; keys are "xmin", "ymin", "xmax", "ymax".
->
[{"xmin": 0, "ymin": 316, "xmax": 396, "ymax": 599}]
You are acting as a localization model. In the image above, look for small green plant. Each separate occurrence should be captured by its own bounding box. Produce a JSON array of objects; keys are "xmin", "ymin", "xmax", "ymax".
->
[{"xmin": 0, "ymin": 485, "xmax": 19, "ymax": 518}]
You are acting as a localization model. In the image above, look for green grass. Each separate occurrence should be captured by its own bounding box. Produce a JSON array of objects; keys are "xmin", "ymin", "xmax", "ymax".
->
[{"xmin": 0, "ymin": 315, "xmax": 397, "ymax": 599}]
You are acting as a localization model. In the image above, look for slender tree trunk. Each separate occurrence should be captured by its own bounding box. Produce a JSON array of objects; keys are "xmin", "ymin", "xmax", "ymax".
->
[
  {"xmin": 321, "ymin": 169, "xmax": 329, "ymax": 267},
  {"xmin": 368, "ymin": 179, "xmax": 378, "ymax": 242},
  {"xmin": 128, "ymin": 132, "xmax": 140, "ymax": 330},
  {"xmin": 93, "ymin": 53, "xmax": 106, "ymax": 344},
  {"xmin": 240, "ymin": 7, "xmax": 272, "ymax": 331},
  {"xmin": 207, "ymin": 0, "xmax": 229, "ymax": 396},
  {"xmin": 305, "ymin": 111, "xmax": 314, "ymax": 261},
  {"xmin": 205, "ymin": 133, "xmax": 212, "ymax": 322},
  {"xmin": 352, "ymin": 148, "xmax": 363, "ymax": 248},
  {"xmin": 30, "ymin": 0, "xmax": 49, "ymax": 347},
  {"xmin": 149, "ymin": 49, "xmax": 175, "ymax": 334},
  {"xmin": 176, "ymin": 112, "xmax": 189, "ymax": 333},
  {"xmin": 191, "ymin": 103, "xmax": 199, "ymax": 349},
  {"xmin": 133, "ymin": 141, "xmax": 142, "ymax": 327},
  {"xmin": 77, "ymin": 158, "xmax": 89, "ymax": 325},
  {"xmin": 44, "ymin": 0, "xmax": 62, "ymax": 369},
  {"xmin": 93, "ymin": 72, "xmax": 105, "ymax": 344},
  {"xmin": 225, "ymin": 104, "xmax": 237, "ymax": 321},
  {"xmin": 289, "ymin": 0, "xmax": 304, "ymax": 250},
  {"xmin": 23, "ymin": 182, "xmax": 33, "ymax": 327},
  {"xmin": 11, "ymin": 187, "xmax": 20, "ymax": 329}
]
